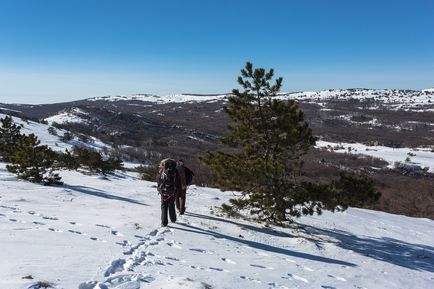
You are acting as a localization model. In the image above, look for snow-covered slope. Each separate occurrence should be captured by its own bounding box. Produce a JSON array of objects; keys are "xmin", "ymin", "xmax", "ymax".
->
[
  {"xmin": 45, "ymin": 108, "xmax": 90, "ymax": 125},
  {"xmin": 1, "ymin": 105, "xmax": 434, "ymax": 289},
  {"xmin": 0, "ymin": 113, "xmax": 107, "ymax": 153},
  {"xmin": 1, "ymin": 165, "xmax": 433, "ymax": 289},
  {"xmin": 317, "ymin": 140, "xmax": 434, "ymax": 172}
]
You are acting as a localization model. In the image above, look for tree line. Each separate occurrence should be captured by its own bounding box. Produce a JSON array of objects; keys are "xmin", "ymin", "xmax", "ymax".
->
[{"xmin": 0, "ymin": 116, "xmax": 123, "ymax": 185}]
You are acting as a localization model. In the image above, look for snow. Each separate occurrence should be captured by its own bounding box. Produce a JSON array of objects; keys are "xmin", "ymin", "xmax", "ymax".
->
[
  {"xmin": 87, "ymin": 94, "xmax": 228, "ymax": 104},
  {"xmin": 45, "ymin": 108, "xmax": 89, "ymax": 125},
  {"xmin": 278, "ymin": 89, "xmax": 434, "ymax": 111},
  {"xmin": 317, "ymin": 140, "xmax": 434, "ymax": 172},
  {"xmin": 83, "ymin": 89, "xmax": 434, "ymax": 111},
  {"xmin": 0, "ymin": 113, "xmax": 111, "ymax": 154},
  {"xmin": 2, "ymin": 104, "xmax": 434, "ymax": 289},
  {"xmin": 1, "ymin": 165, "xmax": 434, "ymax": 289}
]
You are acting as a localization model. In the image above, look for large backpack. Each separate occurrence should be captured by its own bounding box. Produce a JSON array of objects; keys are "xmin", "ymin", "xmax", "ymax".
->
[
  {"xmin": 185, "ymin": 166, "xmax": 194, "ymax": 186},
  {"xmin": 158, "ymin": 159, "xmax": 177, "ymax": 197}
]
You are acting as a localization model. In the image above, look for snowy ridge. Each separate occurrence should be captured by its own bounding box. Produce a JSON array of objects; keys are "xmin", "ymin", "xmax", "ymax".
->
[
  {"xmin": 279, "ymin": 88, "xmax": 434, "ymax": 110},
  {"xmin": 87, "ymin": 94, "xmax": 228, "ymax": 104},
  {"xmin": 84, "ymin": 89, "xmax": 434, "ymax": 109},
  {"xmin": 45, "ymin": 107, "xmax": 90, "ymax": 125},
  {"xmin": 422, "ymin": 88, "xmax": 434, "ymax": 93}
]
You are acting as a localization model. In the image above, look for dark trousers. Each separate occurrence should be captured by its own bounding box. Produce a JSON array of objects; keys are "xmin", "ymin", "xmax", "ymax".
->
[
  {"xmin": 176, "ymin": 189, "xmax": 186, "ymax": 214},
  {"xmin": 161, "ymin": 196, "xmax": 176, "ymax": 226}
]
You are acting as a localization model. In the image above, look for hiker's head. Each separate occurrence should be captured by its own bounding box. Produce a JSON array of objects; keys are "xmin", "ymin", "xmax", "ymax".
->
[
  {"xmin": 177, "ymin": 159, "xmax": 184, "ymax": 166},
  {"xmin": 159, "ymin": 158, "xmax": 170, "ymax": 169}
]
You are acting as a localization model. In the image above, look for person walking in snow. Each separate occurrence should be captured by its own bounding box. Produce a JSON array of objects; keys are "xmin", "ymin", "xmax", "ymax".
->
[
  {"xmin": 175, "ymin": 159, "xmax": 194, "ymax": 215},
  {"xmin": 157, "ymin": 158, "xmax": 179, "ymax": 227}
]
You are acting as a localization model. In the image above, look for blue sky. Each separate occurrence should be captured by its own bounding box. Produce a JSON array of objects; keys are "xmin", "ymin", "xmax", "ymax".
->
[{"xmin": 0, "ymin": 0, "xmax": 433, "ymax": 104}]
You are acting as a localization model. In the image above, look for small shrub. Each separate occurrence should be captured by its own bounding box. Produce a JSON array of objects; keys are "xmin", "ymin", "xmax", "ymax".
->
[
  {"xmin": 61, "ymin": 132, "xmax": 73, "ymax": 142},
  {"xmin": 47, "ymin": 126, "xmax": 57, "ymax": 136},
  {"xmin": 137, "ymin": 165, "xmax": 159, "ymax": 181}
]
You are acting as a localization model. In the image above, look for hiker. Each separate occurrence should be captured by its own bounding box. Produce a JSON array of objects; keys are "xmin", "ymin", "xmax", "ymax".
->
[
  {"xmin": 157, "ymin": 158, "xmax": 179, "ymax": 227},
  {"xmin": 176, "ymin": 159, "xmax": 194, "ymax": 215}
]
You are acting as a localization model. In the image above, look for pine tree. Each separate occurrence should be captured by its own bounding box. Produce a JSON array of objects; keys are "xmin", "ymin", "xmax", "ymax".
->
[
  {"xmin": 56, "ymin": 148, "xmax": 79, "ymax": 170},
  {"xmin": 0, "ymin": 116, "xmax": 24, "ymax": 162},
  {"xmin": 72, "ymin": 146, "xmax": 123, "ymax": 175},
  {"xmin": 6, "ymin": 133, "xmax": 61, "ymax": 184},
  {"xmin": 204, "ymin": 62, "xmax": 380, "ymax": 224}
]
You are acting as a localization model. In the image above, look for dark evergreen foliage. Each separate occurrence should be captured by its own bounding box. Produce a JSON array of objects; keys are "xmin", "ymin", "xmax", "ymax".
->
[
  {"xmin": 56, "ymin": 148, "xmax": 80, "ymax": 170},
  {"xmin": 72, "ymin": 146, "xmax": 123, "ymax": 174},
  {"xmin": 47, "ymin": 126, "xmax": 57, "ymax": 136},
  {"xmin": 6, "ymin": 133, "xmax": 62, "ymax": 185},
  {"xmin": 0, "ymin": 116, "xmax": 24, "ymax": 162},
  {"xmin": 137, "ymin": 165, "xmax": 159, "ymax": 181},
  {"xmin": 204, "ymin": 62, "xmax": 380, "ymax": 224},
  {"xmin": 61, "ymin": 132, "xmax": 73, "ymax": 142}
]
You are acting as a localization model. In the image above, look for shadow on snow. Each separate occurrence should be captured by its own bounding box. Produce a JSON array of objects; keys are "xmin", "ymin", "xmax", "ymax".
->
[
  {"xmin": 184, "ymin": 212, "xmax": 434, "ymax": 272},
  {"xmin": 301, "ymin": 225, "xmax": 434, "ymax": 273},
  {"xmin": 64, "ymin": 184, "xmax": 149, "ymax": 206},
  {"xmin": 174, "ymin": 221, "xmax": 356, "ymax": 267},
  {"xmin": 186, "ymin": 212, "xmax": 293, "ymax": 238}
]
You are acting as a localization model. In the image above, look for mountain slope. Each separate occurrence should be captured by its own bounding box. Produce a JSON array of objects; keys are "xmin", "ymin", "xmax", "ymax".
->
[
  {"xmin": 1, "ymin": 165, "xmax": 433, "ymax": 289},
  {"xmin": 1, "ymin": 112, "xmax": 433, "ymax": 289}
]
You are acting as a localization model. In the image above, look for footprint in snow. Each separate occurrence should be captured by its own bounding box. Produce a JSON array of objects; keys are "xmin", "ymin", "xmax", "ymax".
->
[
  {"xmin": 78, "ymin": 281, "xmax": 109, "ymax": 289},
  {"xmin": 69, "ymin": 221, "xmax": 82, "ymax": 226},
  {"xmin": 189, "ymin": 248, "xmax": 213, "ymax": 254},
  {"xmin": 10, "ymin": 218, "xmax": 27, "ymax": 223},
  {"xmin": 33, "ymin": 221, "xmax": 46, "ymax": 225},
  {"xmin": 27, "ymin": 211, "xmax": 40, "ymax": 216},
  {"xmin": 209, "ymin": 267, "xmax": 225, "ymax": 272},
  {"xmin": 96, "ymin": 224, "xmax": 111, "ymax": 228},
  {"xmin": 116, "ymin": 240, "xmax": 131, "ymax": 246},
  {"xmin": 48, "ymin": 228, "xmax": 63, "ymax": 233},
  {"xmin": 104, "ymin": 259, "xmax": 126, "ymax": 277},
  {"xmin": 296, "ymin": 264, "xmax": 314, "ymax": 271},
  {"xmin": 89, "ymin": 236, "xmax": 106, "ymax": 242},
  {"xmin": 321, "ymin": 286, "xmax": 337, "ymax": 289},
  {"xmin": 167, "ymin": 240, "xmax": 182, "ymax": 249},
  {"xmin": 103, "ymin": 273, "xmax": 154, "ymax": 285},
  {"xmin": 222, "ymin": 258, "xmax": 236, "ymax": 264},
  {"xmin": 149, "ymin": 229, "xmax": 159, "ymax": 236},
  {"xmin": 288, "ymin": 273, "xmax": 309, "ymax": 283},
  {"xmin": 250, "ymin": 264, "xmax": 273, "ymax": 270},
  {"xmin": 42, "ymin": 216, "xmax": 59, "ymax": 221},
  {"xmin": 134, "ymin": 234, "xmax": 148, "ymax": 240},
  {"xmin": 165, "ymin": 256, "xmax": 180, "ymax": 262},
  {"xmin": 328, "ymin": 274, "xmax": 347, "ymax": 281},
  {"xmin": 111, "ymin": 230, "xmax": 123, "ymax": 236},
  {"xmin": 240, "ymin": 276, "xmax": 262, "ymax": 283},
  {"xmin": 68, "ymin": 229, "xmax": 85, "ymax": 235}
]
